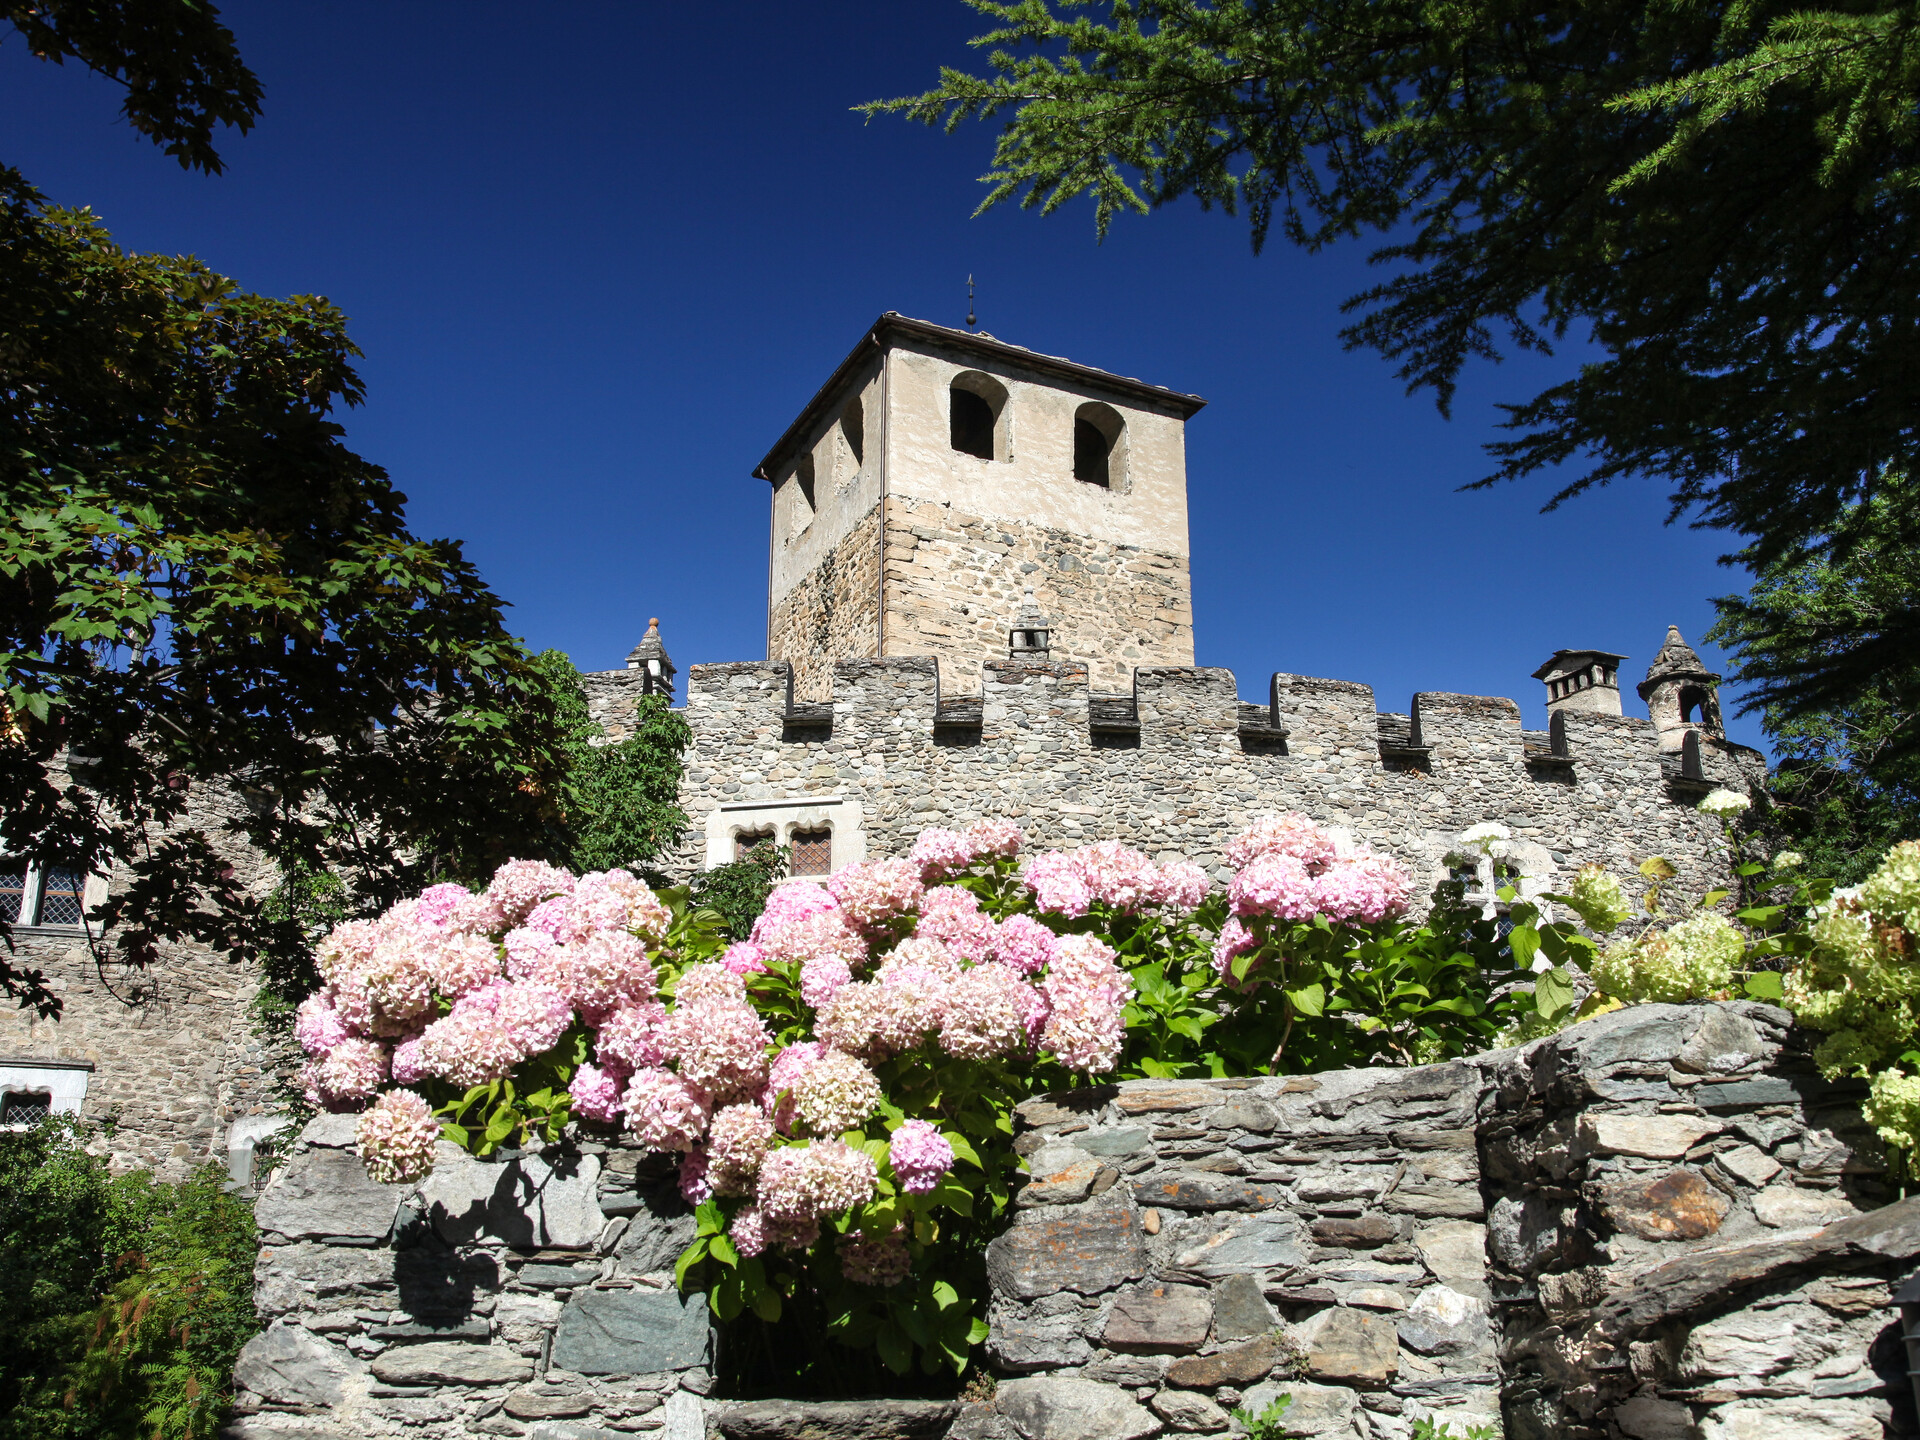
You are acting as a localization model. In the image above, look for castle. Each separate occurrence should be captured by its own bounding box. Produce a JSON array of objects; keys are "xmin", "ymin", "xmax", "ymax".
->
[{"xmin": 1, "ymin": 314, "xmax": 1764, "ymax": 1178}]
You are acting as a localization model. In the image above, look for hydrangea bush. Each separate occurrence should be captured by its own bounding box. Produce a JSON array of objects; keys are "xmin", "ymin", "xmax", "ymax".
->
[{"xmin": 293, "ymin": 815, "xmax": 1595, "ymax": 1381}]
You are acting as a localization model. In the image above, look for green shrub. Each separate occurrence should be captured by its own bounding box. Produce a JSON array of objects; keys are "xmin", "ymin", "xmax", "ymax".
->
[{"xmin": 0, "ymin": 1120, "xmax": 259, "ymax": 1439}]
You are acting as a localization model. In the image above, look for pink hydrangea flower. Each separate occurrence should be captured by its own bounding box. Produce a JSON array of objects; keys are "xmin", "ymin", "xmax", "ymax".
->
[
  {"xmin": 827, "ymin": 858, "xmax": 925, "ymax": 931},
  {"xmin": 1212, "ymin": 916, "xmax": 1259, "ymax": 979},
  {"xmin": 300, "ymin": 1037, "xmax": 388, "ymax": 1109},
  {"xmin": 486, "ymin": 858, "xmax": 576, "ymax": 926},
  {"xmin": 1153, "ymin": 861, "xmax": 1211, "ymax": 911},
  {"xmin": 915, "ymin": 888, "xmax": 997, "ymax": 962},
  {"xmin": 1227, "ymin": 812, "xmax": 1336, "ymax": 873},
  {"xmin": 991, "ymin": 914, "xmax": 1059, "ymax": 976},
  {"xmin": 721, "ymin": 942, "xmax": 769, "ymax": 976},
  {"xmin": 596, "ymin": 1000, "xmax": 668, "ymax": 1071},
  {"xmin": 1040, "ymin": 934, "xmax": 1132, "ymax": 1074},
  {"xmin": 424, "ymin": 930, "xmax": 503, "ymax": 999},
  {"xmin": 756, "ymin": 1139, "xmax": 877, "ymax": 1223},
  {"xmin": 679, "ymin": 1148, "xmax": 713, "ymax": 1204},
  {"xmin": 390, "ymin": 1032, "xmax": 431, "ymax": 1085},
  {"xmin": 503, "ymin": 926, "xmax": 558, "ymax": 979},
  {"xmin": 909, "ymin": 828, "xmax": 977, "ymax": 883},
  {"xmin": 938, "ymin": 963, "xmax": 1030, "ymax": 1060},
  {"xmin": 1230, "ymin": 851, "xmax": 1322, "ymax": 921},
  {"xmin": 751, "ymin": 881, "xmax": 841, "ymax": 939},
  {"xmin": 1023, "ymin": 851, "xmax": 1092, "ymax": 917},
  {"xmin": 707, "ymin": 1104, "xmax": 775, "ymax": 1194},
  {"xmin": 799, "ymin": 954, "xmax": 853, "ymax": 1009},
  {"xmin": 599, "ymin": 869, "xmax": 671, "ymax": 944},
  {"xmin": 541, "ymin": 931, "xmax": 655, "ymax": 1016},
  {"xmin": 355, "ymin": 1090, "xmax": 439, "ymax": 1184},
  {"xmin": 888, "ymin": 1119, "xmax": 954, "ymax": 1194},
  {"xmin": 445, "ymin": 891, "xmax": 509, "ymax": 937},
  {"xmin": 315, "ymin": 919, "xmax": 380, "ymax": 987},
  {"xmin": 523, "ymin": 896, "xmax": 577, "ymax": 943},
  {"xmin": 763, "ymin": 1212, "xmax": 821, "ymax": 1252},
  {"xmin": 964, "ymin": 818, "xmax": 1024, "ymax": 858},
  {"xmin": 568, "ymin": 1062, "xmax": 628, "ymax": 1124},
  {"xmin": 730, "ymin": 1204, "xmax": 770, "ymax": 1258},
  {"xmin": 840, "ymin": 1227, "xmax": 911, "ymax": 1287},
  {"xmin": 790, "ymin": 1049, "xmax": 881, "ymax": 1136},
  {"xmin": 414, "ymin": 883, "xmax": 472, "ymax": 929},
  {"xmin": 490, "ymin": 980, "xmax": 574, "ymax": 1054},
  {"xmin": 416, "ymin": 1004, "xmax": 522, "ymax": 1088},
  {"xmin": 623, "ymin": 1067, "xmax": 712, "ymax": 1152},
  {"xmin": 763, "ymin": 1041, "xmax": 825, "ymax": 1133},
  {"xmin": 754, "ymin": 909, "xmax": 867, "ymax": 972},
  {"xmin": 660, "ymin": 978, "xmax": 771, "ymax": 1105},
  {"xmin": 362, "ymin": 933, "xmax": 437, "ymax": 1027},
  {"xmin": 1314, "ymin": 853, "xmax": 1413, "ymax": 924},
  {"xmin": 1076, "ymin": 840, "xmax": 1161, "ymax": 912},
  {"xmin": 294, "ymin": 993, "xmax": 352, "ymax": 1057}
]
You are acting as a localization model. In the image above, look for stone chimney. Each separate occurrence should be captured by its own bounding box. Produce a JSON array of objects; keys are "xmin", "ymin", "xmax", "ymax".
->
[
  {"xmin": 1533, "ymin": 649, "xmax": 1627, "ymax": 717},
  {"xmin": 1637, "ymin": 625, "xmax": 1723, "ymax": 751},
  {"xmin": 625, "ymin": 617, "xmax": 677, "ymax": 700},
  {"xmin": 1008, "ymin": 588, "xmax": 1053, "ymax": 661}
]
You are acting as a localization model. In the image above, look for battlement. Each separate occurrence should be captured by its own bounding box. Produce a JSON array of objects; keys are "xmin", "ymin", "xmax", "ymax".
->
[{"xmin": 588, "ymin": 653, "xmax": 1763, "ymax": 903}]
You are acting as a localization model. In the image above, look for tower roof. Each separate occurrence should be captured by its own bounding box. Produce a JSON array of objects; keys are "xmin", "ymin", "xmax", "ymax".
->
[
  {"xmin": 1531, "ymin": 649, "xmax": 1627, "ymax": 682},
  {"xmin": 752, "ymin": 312, "xmax": 1207, "ymax": 482},
  {"xmin": 1637, "ymin": 625, "xmax": 1720, "ymax": 697}
]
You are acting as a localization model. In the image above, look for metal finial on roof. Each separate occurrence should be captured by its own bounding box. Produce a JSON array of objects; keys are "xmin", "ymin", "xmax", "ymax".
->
[{"xmin": 966, "ymin": 274, "xmax": 976, "ymax": 331}]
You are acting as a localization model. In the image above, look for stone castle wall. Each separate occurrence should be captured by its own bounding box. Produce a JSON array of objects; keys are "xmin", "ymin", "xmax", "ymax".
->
[
  {"xmin": 229, "ymin": 1003, "xmax": 1916, "ymax": 1440},
  {"xmin": 881, "ymin": 498, "xmax": 1193, "ymax": 697},
  {"xmin": 0, "ymin": 777, "xmax": 292, "ymax": 1178},
  {"xmin": 622, "ymin": 655, "xmax": 1763, "ymax": 913}
]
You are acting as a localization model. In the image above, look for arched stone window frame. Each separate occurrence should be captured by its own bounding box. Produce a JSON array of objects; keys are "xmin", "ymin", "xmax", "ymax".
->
[
  {"xmin": 949, "ymin": 371, "xmax": 1011, "ymax": 463},
  {"xmin": 703, "ymin": 796, "xmax": 867, "ymax": 874},
  {"xmin": 1072, "ymin": 400, "xmax": 1128, "ymax": 491}
]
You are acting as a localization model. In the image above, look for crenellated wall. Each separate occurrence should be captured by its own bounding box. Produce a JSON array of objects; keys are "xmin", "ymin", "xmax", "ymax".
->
[{"xmin": 592, "ymin": 655, "xmax": 1764, "ymax": 913}]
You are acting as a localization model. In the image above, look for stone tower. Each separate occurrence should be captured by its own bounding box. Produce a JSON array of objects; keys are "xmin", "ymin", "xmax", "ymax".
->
[
  {"xmin": 753, "ymin": 313, "xmax": 1204, "ymax": 699},
  {"xmin": 1638, "ymin": 625, "xmax": 1726, "ymax": 751}
]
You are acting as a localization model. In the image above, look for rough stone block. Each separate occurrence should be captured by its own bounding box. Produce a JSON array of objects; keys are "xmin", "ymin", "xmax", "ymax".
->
[
  {"xmin": 1173, "ymin": 1214, "xmax": 1309, "ymax": 1278},
  {"xmin": 1236, "ymin": 1380, "xmax": 1359, "ymax": 1438},
  {"xmin": 1395, "ymin": 1285, "xmax": 1492, "ymax": 1358},
  {"xmin": 985, "ymin": 1198, "xmax": 1148, "ymax": 1300},
  {"xmin": 1614, "ymin": 1395, "xmax": 1697, "ymax": 1440},
  {"xmin": 368, "ymin": 1341, "xmax": 534, "ymax": 1386},
  {"xmin": 1102, "ymin": 1282, "xmax": 1212, "ymax": 1353},
  {"xmin": 1713, "ymin": 1144, "xmax": 1783, "ymax": 1190},
  {"xmin": 986, "ymin": 1312, "xmax": 1094, "ymax": 1373},
  {"xmin": 254, "ymin": 1148, "xmax": 402, "ymax": 1240},
  {"xmin": 551, "ymin": 1286, "xmax": 711, "ymax": 1375},
  {"xmin": 1017, "ymin": 1142, "xmax": 1102, "ymax": 1208},
  {"xmin": 1150, "ymin": 1387, "xmax": 1230, "ymax": 1433},
  {"xmin": 1601, "ymin": 1167, "xmax": 1732, "ymax": 1241},
  {"xmin": 1076, "ymin": 1125, "xmax": 1151, "ymax": 1157},
  {"xmin": 535, "ymin": 1152, "xmax": 605, "ymax": 1248},
  {"xmin": 996, "ymin": 1377, "xmax": 1160, "ymax": 1440},
  {"xmin": 617, "ymin": 1189, "xmax": 699, "ymax": 1276},
  {"xmin": 1752, "ymin": 1186, "xmax": 1860, "ymax": 1229},
  {"xmin": 1210, "ymin": 1273, "xmax": 1276, "ymax": 1340},
  {"xmin": 1115, "ymin": 1081, "xmax": 1223, "ymax": 1115},
  {"xmin": 1413, "ymin": 1221, "xmax": 1488, "ymax": 1299},
  {"xmin": 1207, "ymin": 1098, "xmax": 1280, "ymax": 1134},
  {"xmin": 506, "ymin": 1390, "xmax": 594, "ymax": 1420},
  {"xmin": 1295, "ymin": 1305, "xmax": 1398, "ymax": 1387},
  {"xmin": 1137, "ymin": 1172, "xmax": 1278, "ymax": 1211},
  {"xmin": 1579, "ymin": 1114, "xmax": 1722, "ymax": 1159},
  {"xmin": 1311, "ymin": 1214, "xmax": 1396, "ymax": 1249},
  {"xmin": 1696, "ymin": 1394, "xmax": 1892, "ymax": 1438},
  {"xmin": 418, "ymin": 1144, "xmax": 541, "ymax": 1247},
  {"xmin": 1165, "ymin": 1334, "xmax": 1285, "ymax": 1389},
  {"xmin": 1676, "ymin": 1009, "xmax": 1767, "ymax": 1075},
  {"xmin": 233, "ymin": 1319, "xmax": 365, "ymax": 1406},
  {"xmin": 716, "ymin": 1399, "xmax": 959, "ymax": 1439}
]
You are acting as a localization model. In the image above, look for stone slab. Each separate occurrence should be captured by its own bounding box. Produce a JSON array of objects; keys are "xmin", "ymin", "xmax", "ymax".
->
[
  {"xmin": 1579, "ymin": 1114, "xmax": 1722, "ymax": 1159},
  {"xmin": 1296, "ymin": 1304, "xmax": 1399, "ymax": 1387},
  {"xmin": 254, "ymin": 1148, "xmax": 403, "ymax": 1240},
  {"xmin": 368, "ymin": 1340, "xmax": 534, "ymax": 1386},
  {"xmin": 1173, "ymin": 1214, "xmax": 1309, "ymax": 1278},
  {"xmin": 232, "ymin": 1319, "xmax": 365, "ymax": 1407},
  {"xmin": 1236, "ymin": 1380, "xmax": 1360, "ymax": 1439},
  {"xmin": 996, "ymin": 1376, "xmax": 1160, "ymax": 1440},
  {"xmin": 1101, "ymin": 1282, "xmax": 1212, "ymax": 1353},
  {"xmin": 985, "ymin": 1199, "xmax": 1148, "ymax": 1301},
  {"xmin": 716, "ymin": 1399, "xmax": 960, "ymax": 1439},
  {"xmin": 1601, "ymin": 1167, "xmax": 1732, "ymax": 1241},
  {"xmin": 1210, "ymin": 1272, "xmax": 1276, "ymax": 1340},
  {"xmin": 551, "ymin": 1286, "xmax": 711, "ymax": 1375}
]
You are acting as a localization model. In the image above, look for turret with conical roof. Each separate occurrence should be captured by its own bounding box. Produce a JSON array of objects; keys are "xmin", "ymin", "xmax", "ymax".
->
[{"xmin": 1637, "ymin": 625, "xmax": 1723, "ymax": 750}]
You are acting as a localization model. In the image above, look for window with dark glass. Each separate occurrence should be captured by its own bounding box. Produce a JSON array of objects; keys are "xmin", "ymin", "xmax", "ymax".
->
[
  {"xmin": 0, "ymin": 862, "xmax": 26, "ymax": 924},
  {"xmin": 734, "ymin": 833, "xmax": 775, "ymax": 864},
  {"xmin": 37, "ymin": 869, "xmax": 84, "ymax": 925},
  {"xmin": 1, "ymin": 1091, "xmax": 52, "ymax": 1126},
  {"xmin": 1073, "ymin": 418, "xmax": 1111, "ymax": 486},
  {"xmin": 790, "ymin": 830, "xmax": 832, "ymax": 876},
  {"xmin": 0, "ymin": 860, "xmax": 87, "ymax": 927}
]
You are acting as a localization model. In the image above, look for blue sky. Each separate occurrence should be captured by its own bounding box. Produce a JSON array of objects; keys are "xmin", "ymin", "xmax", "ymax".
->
[{"xmin": 0, "ymin": 3, "xmax": 1765, "ymax": 748}]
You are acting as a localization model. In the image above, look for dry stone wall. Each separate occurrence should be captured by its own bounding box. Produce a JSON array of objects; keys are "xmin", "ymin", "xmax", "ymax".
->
[
  {"xmin": 769, "ymin": 507, "xmax": 883, "ymax": 703},
  {"xmin": 233, "ymin": 1003, "xmax": 1918, "ymax": 1440}
]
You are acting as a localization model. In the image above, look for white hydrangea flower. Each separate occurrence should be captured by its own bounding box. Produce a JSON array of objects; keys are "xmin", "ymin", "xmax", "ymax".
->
[
  {"xmin": 1773, "ymin": 851, "xmax": 1805, "ymax": 870},
  {"xmin": 1697, "ymin": 789, "xmax": 1751, "ymax": 817},
  {"xmin": 1459, "ymin": 822, "xmax": 1511, "ymax": 857}
]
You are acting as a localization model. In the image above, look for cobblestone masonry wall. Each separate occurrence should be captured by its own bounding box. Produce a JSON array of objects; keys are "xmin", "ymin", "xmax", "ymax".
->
[
  {"xmin": 882, "ymin": 499, "xmax": 1194, "ymax": 697},
  {"xmin": 769, "ymin": 506, "xmax": 883, "ymax": 703},
  {"xmin": 0, "ymin": 778, "xmax": 292, "ymax": 1178},
  {"xmin": 232, "ymin": 1003, "xmax": 1916, "ymax": 1440},
  {"xmin": 607, "ymin": 656, "xmax": 1764, "ymax": 913}
]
